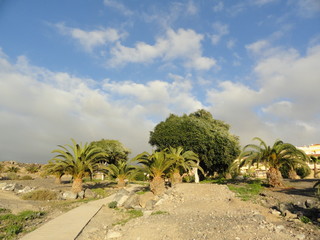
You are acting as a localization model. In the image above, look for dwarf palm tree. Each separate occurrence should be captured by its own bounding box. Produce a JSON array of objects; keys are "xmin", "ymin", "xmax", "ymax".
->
[
  {"xmin": 44, "ymin": 160, "xmax": 66, "ymax": 184},
  {"xmin": 134, "ymin": 150, "xmax": 175, "ymax": 195},
  {"xmin": 165, "ymin": 146, "xmax": 203, "ymax": 184},
  {"xmin": 310, "ymin": 155, "xmax": 320, "ymax": 178},
  {"xmin": 103, "ymin": 160, "xmax": 137, "ymax": 188},
  {"xmin": 238, "ymin": 137, "xmax": 309, "ymax": 187},
  {"xmin": 51, "ymin": 139, "xmax": 107, "ymax": 193}
]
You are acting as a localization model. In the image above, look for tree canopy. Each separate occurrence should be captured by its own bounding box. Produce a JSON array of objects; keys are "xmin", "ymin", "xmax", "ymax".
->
[
  {"xmin": 149, "ymin": 109, "xmax": 241, "ymax": 175},
  {"xmin": 90, "ymin": 139, "xmax": 131, "ymax": 165}
]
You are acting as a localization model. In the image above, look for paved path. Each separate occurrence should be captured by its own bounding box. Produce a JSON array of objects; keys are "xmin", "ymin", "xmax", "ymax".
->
[{"xmin": 20, "ymin": 195, "xmax": 116, "ymax": 240}]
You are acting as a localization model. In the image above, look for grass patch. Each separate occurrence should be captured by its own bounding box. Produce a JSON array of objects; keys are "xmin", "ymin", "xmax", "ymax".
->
[
  {"xmin": 108, "ymin": 201, "xmax": 118, "ymax": 209},
  {"xmin": 300, "ymin": 216, "xmax": 311, "ymax": 224},
  {"xmin": 200, "ymin": 178, "xmax": 228, "ymax": 184},
  {"xmin": 0, "ymin": 209, "xmax": 45, "ymax": 239},
  {"xmin": 151, "ymin": 210, "xmax": 169, "ymax": 215},
  {"xmin": 20, "ymin": 175, "xmax": 33, "ymax": 180},
  {"xmin": 228, "ymin": 180, "xmax": 263, "ymax": 201},
  {"xmin": 113, "ymin": 209, "xmax": 143, "ymax": 226},
  {"xmin": 21, "ymin": 189, "xmax": 58, "ymax": 201},
  {"xmin": 91, "ymin": 188, "xmax": 109, "ymax": 198}
]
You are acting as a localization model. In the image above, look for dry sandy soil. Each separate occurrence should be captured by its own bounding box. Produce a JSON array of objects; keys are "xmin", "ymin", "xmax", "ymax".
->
[
  {"xmin": 0, "ymin": 177, "xmax": 319, "ymax": 240},
  {"xmin": 77, "ymin": 180, "xmax": 320, "ymax": 240}
]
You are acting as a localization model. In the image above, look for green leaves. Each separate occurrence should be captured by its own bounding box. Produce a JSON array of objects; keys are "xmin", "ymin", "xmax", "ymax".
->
[{"xmin": 149, "ymin": 109, "xmax": 240, "ymax": 174}]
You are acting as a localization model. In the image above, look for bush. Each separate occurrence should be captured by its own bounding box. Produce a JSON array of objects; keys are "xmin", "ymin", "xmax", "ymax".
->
[
  {"xmin": 6, "ymin": 173, "xmax": 20, "ymax": 180},
  {"xmin": 20, "ymin": 175, "xmax": 33, "ymax": 180},
  {"xmin": 108, "ymin": 201, "xmax": 118, "ymax": 209},
  {"xmin": 21, "ymin": 189, "xmax": 58, "ymax": 201},
  {"xmin": 26, "ymin": 164, "xmax": 41, "ymax": 173},
  {"xmin": 6, "ymin": 166, "xmax": 20, "ymax": 173},
  {"xmin": 182, "ymin": 175, "xmax": 195, "ymax": 183},
  {"xmin": 296, "ymin": 166, "xmax": 311, "ymax": 179}
]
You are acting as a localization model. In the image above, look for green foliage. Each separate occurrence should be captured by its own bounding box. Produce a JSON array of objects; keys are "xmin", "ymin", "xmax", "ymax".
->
[
  {"xmin": 114, "ymin": 209, "xmax": 143, "ymax": 226},
  {"xmin": 149, "ymin": 109, "xmax": 241, "ymax": 175},
  {"xmin": 21, "ymin": 189, "xmax": 58, "ymax": 201},
  {"xmin": 90, "ymin": 139, "xmax": 131, "ymax": 165},
  {"xmin": 20, "ymin": 175, "xmax": 33, "ymax": 180},
  {"xmin": 108, "ymin": 201, "xmax": 118, "ymax": 209},
  {"xmin": 50, "ymin": 138, "xmax": 107, "ymax": 192},
  {"xmin": 228, "ymin": 181, "xmax": 263, "ymax": 201},
  {"xmin": 91, "ymin": 188, "xmax": 108, "ymax": 198},
  {"xmin": 151, "ymin": 210, "xmax": 169, "ymax": 215},
  {"xmin": 0, "ymin": 210, "xmax": 45, "ymax": 239},
  {"xmin": 25, "ymin": 164, "xmax": 41, "ymax": 173},
  {"xmin": 300, "ymin": 216, "xmax": 311, "ymax": 224},
  {"xmin": 296, "ymin": 165, "xmax": 311, "ymax": 179},
  {"xmin": 6, "ymin": 166, "xmax": 20, "ymax": 173},
  {"xmin": 5, "ymin": 173, "xmax": 20, "ymax": 180}
]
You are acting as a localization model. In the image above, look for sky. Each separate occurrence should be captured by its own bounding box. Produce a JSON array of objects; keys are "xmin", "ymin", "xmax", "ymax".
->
[{"xmin": 0, "ymin": 0, "xmax": 320, "ymax": 164}]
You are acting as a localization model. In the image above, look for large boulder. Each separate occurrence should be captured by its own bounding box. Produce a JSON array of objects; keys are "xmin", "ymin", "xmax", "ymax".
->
[
  {"xmin": 139, "ymin": 192, "xmax": 155, "ymax": 208},
  {"xmin": 84, "ymin": 188, "xmax": 96, "ymax": 198},
  {"xmin": 62, "ymin": 191, "xmax": 78, "ymax": 200},
  {"xmin": 123, "ymin": 194, "xmax": 140, "ymax": 209}
]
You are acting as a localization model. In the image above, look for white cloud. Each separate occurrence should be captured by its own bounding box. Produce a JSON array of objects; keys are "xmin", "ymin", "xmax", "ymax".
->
[
  {"xmin": 0, "ymin": 52, "xmax": 205, "ymax": 163},
  {"xmin": 186, "ymin": 0, "xmax": 198, "ymax": 15},
  {"xmin": 108, "ymin": 28, "xmax": 216, "ymax": 70},
  {"xmin": 213, "ymin": 2, "xmax": 224, "ymax": 12},
  {"xmin": 103, "ymin": 0, "xmax": 133, "ymax": 16},
  {"xmin": 210, "ymin": 22, "xmax": 229, "ymax": 45},
  {"xmin": 252, "ymin": 0, "xmax": 277, "ymax": 6},
  {"xmin": 206, "ymin": 43, "xmax": 320, "ymax": 146},
  {"xmin": 294, "ymin": 0, "xmax": 320, "ymax": 18},
  {"xmin": 55, "ymin": 23, "xmax": 122, "ymax": 52}
]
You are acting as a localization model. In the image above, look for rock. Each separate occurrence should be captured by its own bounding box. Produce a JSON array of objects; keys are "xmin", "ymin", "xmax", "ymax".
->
[
  {"xmin": 139, "ymin": 192, "xmax": 155, "ymax": 208},
  {"xmin": 296, "ymin": 234, "xmax": 305, "ymax": 240},
  {"xmin": 305, "ymin": 199, "xmax": 314, "ymax": 208},
  {"xmin": 106, "ymin": 230, "xmax": 122, "ymax": 239},
  {"xmin": 78, "ymin": 190, "xmax": 85, "ymax": 199},
  {"xmin": 145, "ymin": 200, "xmax": 155, "ymax": 210},
  {"xmin": 275, "ymin": 225, "xmax": 285, "ymax": 233},
  {"xmin": 123, "ymin": 194, "xmax": 140, "ymax": 209},
  {"xmin": 62, "ymin": 191, "xmax": 78, "ymax": 200},
  {"xmin": 283, "ymin": 210, "xmax": 298, "ymax": 219},
  {"xmin": 17, "ymin": 186, "xmax": 34, "ymax": 194},
  {"xmin": 2, "ymin": 183, "xmax": 22, "ymax": 191},
  {"xmin": 270, "ymin": 208, "xmax": 281, "ymax": 216},
  {"xmin": 84, "ymin": 188, "xmax": 96, "ymax": 198},
  {"xmin": 0, "ymin": 182, "xmax": 7, "ymax": 189}
]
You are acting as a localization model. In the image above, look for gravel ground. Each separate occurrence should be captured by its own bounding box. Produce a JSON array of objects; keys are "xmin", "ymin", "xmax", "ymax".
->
[{"xmin": 78, "ymin": 183, "xmax": 320, "ymax": 240}]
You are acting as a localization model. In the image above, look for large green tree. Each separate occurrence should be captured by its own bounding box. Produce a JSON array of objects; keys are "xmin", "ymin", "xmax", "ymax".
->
[
  {"xmin": 238, "ymin": 137, "xmax": 309, "ymax": 187},
  {"xmin": 149, "ymin": 109, "xmax": 240, "ymax": 175},
  {"xmin": 90, "ymin": 139, "xmax": 130, "ymax": 165}
]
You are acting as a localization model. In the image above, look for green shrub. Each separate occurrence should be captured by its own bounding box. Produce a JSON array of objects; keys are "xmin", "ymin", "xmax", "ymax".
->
[
  {"xmin": 21, "ymin": 189, "xmax": 58, "ymax": 201},
  {"xmin": 91, "ymin": 188, "xmax": 108, "ymax": 198},
  {"xmin": 182, "ymin": 175, "xmax": 195, "ymax": 183},
  {"xmin": 26, "ymin": 164, "xmax": 41, "ymax": 173},
  {"xmin": 0, "ymin": 210, "xmax": 45, "ymax": 239},
  {"xmin": 300, "ymin": 216, "xmax": 311, "ymax": 224},
  {"xmin": 151, "ymin": 210, "xmax": 169, "ymax": 215},
  {"xmin": 296, "ymin": 166, "xmax": 311, "ymax": 179},
  {"xmin": 6, "ymin": 166, "xmax": 20, "ymax": 173},
  {"xmin": 108, "ymin": 201, "xmax": 118, "ymax": 209},
  {"xmin": 20, "ymin": 175, "xmax": 33, "ymax": 180},
  {"xmin": 6, "ymin": 172, "xmax": 20, "ymax": 180}
]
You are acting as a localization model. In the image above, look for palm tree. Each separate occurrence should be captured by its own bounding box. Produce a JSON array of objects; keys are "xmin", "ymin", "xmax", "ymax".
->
[
  {"xmin": 238, "ymin": 137, "xmax": 309, "ymax": 187},
  {"xmin": 50, "ymin": 139, "xmax": 107, "ymax": 193},
  {"xmin": 103, "ymin": 160, "xmax": 137, "ymax": 188},
  {"xmin": 165, "ymin": 146, "xmax": 203, "ymax": 184},
  {"xmin": 134, "ymin": 150, "xmax": 175, "ymax": 195},
  {"xmin": 310, "ymin": 155, "xmax": 320, "ymax": 178},
  {"xmin": 43, "ymin": 160, "xmax": 66, "ymax": 184}
]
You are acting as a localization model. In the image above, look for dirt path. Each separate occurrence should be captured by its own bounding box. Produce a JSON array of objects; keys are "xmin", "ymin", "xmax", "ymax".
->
[{"xmin": 78, "ymin": 183, "xmax": 319, "ymax": 240}]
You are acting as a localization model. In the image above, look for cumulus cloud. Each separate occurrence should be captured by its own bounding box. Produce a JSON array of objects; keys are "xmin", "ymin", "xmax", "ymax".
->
[
  {"xmin": 108, "ymin": 28, "xmax": 216, "ymax": 70},
  {"xmin": 206, "ymin": 43, "xmax": 320, "ymax": 146},
  {"xmin": 0, "ymin": 52, "xmax": 204, "ymax": 163},
  {"xmin": 210, "ymin": 22, "xmax": 229, "ymax": 45},
  {"xmin": 55, "ymin": 23, "xmax": 122, "ymax": 52},
  {"xmin": 103, "ymin": 0, "xmax": 133, "ymax": 16}
]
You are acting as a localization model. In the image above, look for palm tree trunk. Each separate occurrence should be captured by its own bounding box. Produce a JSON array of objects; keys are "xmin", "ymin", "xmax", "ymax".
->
[
  {"xmin": 150, "ymin": 175, "xmax": 165, "ymax": 196},
  {"xmin": 117, "ymin": 178, "xmax": 126, "ymax": 188},
  {"xmin": 266, "ymin": 167, "xmax": 283, "ymax": 188},
  {"xmin": 171, "ymin": 171, "xmax": 182, "ymax": 185},
  {"xmin": 55, "ymin": 176, "xmax": 62, "ymax": 184},
  {"xmin": 72, "ymin": 177, "xmax": 83, "ymax": 193},
  {"xmin": 288, "ymin": 168, "xmax": 300, "ymax": 179}
]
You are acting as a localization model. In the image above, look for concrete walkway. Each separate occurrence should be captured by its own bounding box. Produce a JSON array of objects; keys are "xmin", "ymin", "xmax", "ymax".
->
[{"xmin": 20, "ymin": 194, "xmax": 116, "ymax": 240}]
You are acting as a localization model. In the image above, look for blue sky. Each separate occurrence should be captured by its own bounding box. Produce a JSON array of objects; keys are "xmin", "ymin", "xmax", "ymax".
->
[{"xmin": 0, "ymin": 0, "xmax": 320, "ymax": 163}]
